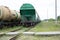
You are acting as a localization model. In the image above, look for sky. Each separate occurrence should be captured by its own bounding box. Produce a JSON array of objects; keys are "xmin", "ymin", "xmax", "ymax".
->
[{"xmin": 0, "ymin": 0, "xmax": 60, "ymax": 20}]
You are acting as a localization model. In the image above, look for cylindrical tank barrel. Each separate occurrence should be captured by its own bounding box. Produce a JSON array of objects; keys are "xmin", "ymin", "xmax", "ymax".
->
[
  {"xmin": 0, "ymin": 6, "xmax": 20, "ymax": 21},
  {"xmin": 0, "ymin": 6, "xmax": 11, "ymax": 21}
]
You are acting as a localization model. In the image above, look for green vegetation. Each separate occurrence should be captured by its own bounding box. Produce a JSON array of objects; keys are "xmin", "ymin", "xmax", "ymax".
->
[
  {"xmin": 0, "ymin": 25, "xmax": 33, "ymax": 33},
  {"xmin": 48, "ymin": 18, "xmax": 55, "ymax": 21},
  {"xmin": 0, "ymin": 35, "xmax": 15, "ymax": 40},
  {"xmin": 29, "ymin": 21, "xmax": 60, "ymax": 32},
  {"xmin": 0, "ymin": 26, "xmax": 23, "ymax": 33},
  {"xmin": 16, "ymin": 35, "xmax": 60, "ymax": 40},
  {"xmin": 43, "ymin": 18, "xmax": 55, "ymax": 21},
  {"xmin": 57, "ymin": 16, "xmax": 60, "ymax": 21}
]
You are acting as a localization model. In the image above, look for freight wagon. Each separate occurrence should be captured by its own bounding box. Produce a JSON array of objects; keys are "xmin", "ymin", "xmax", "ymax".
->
[
  {"xmin": 20, "ymin": 3, "xmax": 41, "ymax": 26},
  {"xmin": 0, "ymin": 6, "xmax": 21, "ymax": 28}
]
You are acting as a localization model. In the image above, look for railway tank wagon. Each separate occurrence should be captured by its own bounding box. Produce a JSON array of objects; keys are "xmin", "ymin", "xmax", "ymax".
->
[
  {"xmin": 0, "ymin": 6, "xmax": 21, "ymax": 28},
  {"xmin": 20, "ymin": 3, "xmax": 41, "ymax": 26}
]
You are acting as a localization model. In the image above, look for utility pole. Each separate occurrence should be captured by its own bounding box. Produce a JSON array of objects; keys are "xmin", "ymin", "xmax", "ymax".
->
[
  {"xmin": 55, "ymin": 0, "xmax": 57, "ymax": 24},
  {"xmin": 47, "ymin": 9, "xmax": 48, "ymax": 22}
]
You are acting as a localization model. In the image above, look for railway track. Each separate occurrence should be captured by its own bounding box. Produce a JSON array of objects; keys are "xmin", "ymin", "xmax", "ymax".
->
[
  {"xmin": 9, "ymin": 27, "xmax": 34, "ymax": 40},
  {"xmin": 0, "ymin": 26, "xmax": 34, "ymax": 40},
  {"xmin": 9, "ymin": 31, "xmax": 60, "ymax": 40},
  {"xmin": 1, "ymin": 26, "xmax": 60, "ymax": 40}
]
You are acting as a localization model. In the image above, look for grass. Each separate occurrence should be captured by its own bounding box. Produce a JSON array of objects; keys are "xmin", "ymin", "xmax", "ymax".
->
[
  {"xmin": 0, "ymin": 25, "xmax": 33, "ymax": 33},
  {"xmin": 15, "ymin": 21, "xmax": 60, "ymax": 40},
  {"xmin": 0, "ymin": 26, "xmax": 23, "ymax": 33},
  {"xmin": 16, "ymin": 35, "xmax": 60, "ymax": 40},
  {"xmin": 0, "ymin": 35, "xmax": 15, "ymax": 40},
  {"xmin": 29, "ymin": 21, "xmax": 60, "ymax": 32}
]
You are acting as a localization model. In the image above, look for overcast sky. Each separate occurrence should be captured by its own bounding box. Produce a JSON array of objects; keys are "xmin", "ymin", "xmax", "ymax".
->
[{"xmin": 0, "ymin": 0, "xmax": 60, "ymax": 20}]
